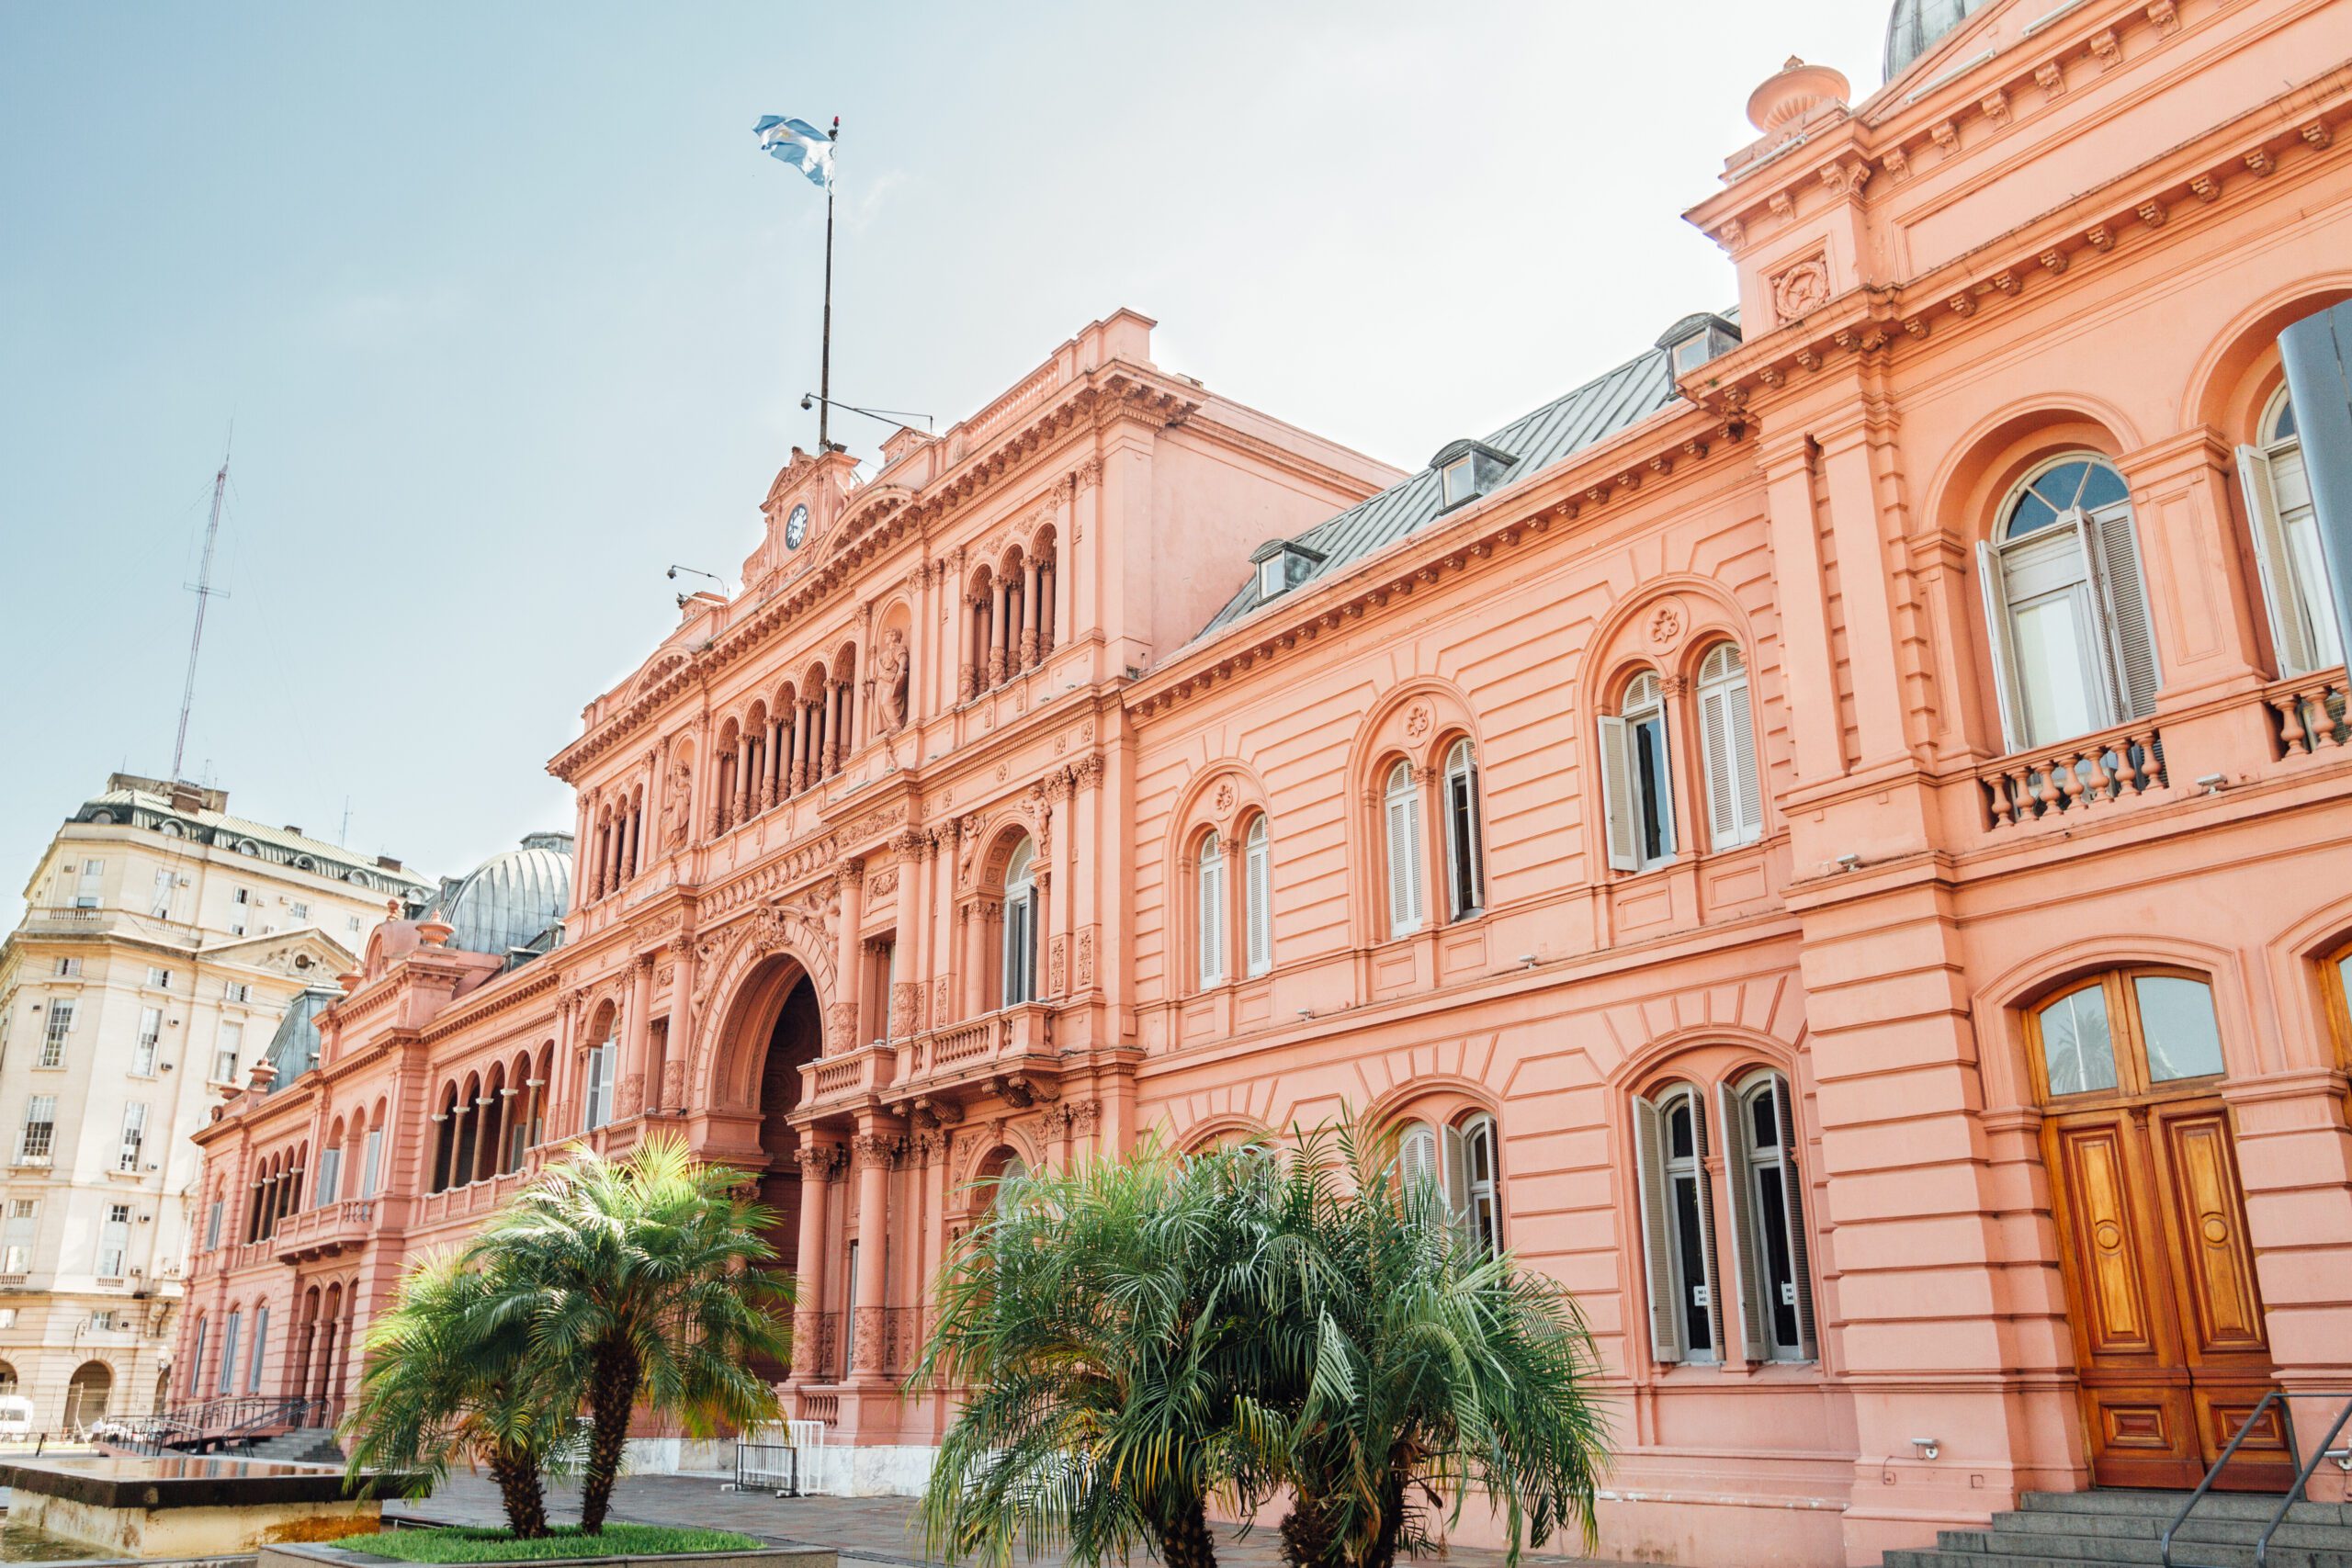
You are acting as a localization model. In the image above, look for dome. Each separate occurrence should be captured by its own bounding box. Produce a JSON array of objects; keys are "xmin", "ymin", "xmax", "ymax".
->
[
  {"xmin": 1885, "ymin": 0, "xmax": 1991, "ymax": 82},
  {"xmin": 443, "ymin": 832, "xmax": 573, "ymax": 957}
]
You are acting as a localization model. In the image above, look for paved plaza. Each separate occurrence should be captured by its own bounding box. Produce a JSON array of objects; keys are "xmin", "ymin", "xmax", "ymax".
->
[{"xmin": 387, "ymin": 1471, "xmax": 1612, "ymax": 1568}]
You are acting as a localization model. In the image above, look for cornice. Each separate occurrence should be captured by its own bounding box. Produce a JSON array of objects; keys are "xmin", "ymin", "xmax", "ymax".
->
[
  {"xmin": 550, "ymin": 368, "xmax": 1200, "ymax": 782},
  {"xmin": 416, "ymin": 961, "xmax": 562, "ymax": 1046},
  {"xmin": 1125, "ymin": 400, "xmax": 1746, "ymax": 721},
  {"xmin": 1684, "ymin": 74, "xmax": 2349, "ymax": 423}
]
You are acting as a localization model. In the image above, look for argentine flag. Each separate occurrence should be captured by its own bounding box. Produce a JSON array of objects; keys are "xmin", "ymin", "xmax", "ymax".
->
[{"xmin": 754, "ymin": 115, "xmax": 836, "ymax": 190}]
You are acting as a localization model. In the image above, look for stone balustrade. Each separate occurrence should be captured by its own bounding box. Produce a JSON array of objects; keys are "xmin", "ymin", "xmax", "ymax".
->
[{"xmin": 1978, "ymin": 720, "xmax": 2167, "ymax": 830}]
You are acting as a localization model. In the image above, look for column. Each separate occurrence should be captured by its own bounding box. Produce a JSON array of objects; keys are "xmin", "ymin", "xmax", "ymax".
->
[
  {"xmin": 893, "ymin": 831, "xmax": 925, "ymax": 1035},
  {"xmin": 1020, "ymin": 557, "xmax": 1041, "ymax": 668},
  {"xmin": 988, "ymin": 578, "xmax": 1010, "ymax": 686},
  {"xmin": 832, "ymin": 859, "xmax": 865, "ymax": 1053},
  {"xmin": 820, "ymin": 682, "xmax": 842, "ymax": 776},
  {"xmin": 670, "ymin": 938, "xmax": 697, "ymax": 1108},
  {"xmin": 625, "ymin": 954, "xmax": 654, "ymax": 1121},
  {"xmin": 1759, "ymin": 434, "xmax": 1846, "ymax": 784},
  {"xmin": 787, "ymin": 701, "xmax": 808, "ymax": 795},
  {"xmin": 765, "ymin": 717, "xmax": 785, "ymax": 808},
  {"xmin": 616, "ymin": 811, "xmax": 633, "ymax": 891},
  {"xmin": 1815, "ymin": 416, "xmax": 1912, "ymax": 772},
  {"xmin": 1038, "ymin": 555, "xmax": 1057, "ymax": 657},
  {"xmin": 849, "ymin": 1127, "xmax": 893, "ymax": 1382},
  {"xmin": 789, "ymin": 1145, "xmax": 834, "ymax": 1382}
]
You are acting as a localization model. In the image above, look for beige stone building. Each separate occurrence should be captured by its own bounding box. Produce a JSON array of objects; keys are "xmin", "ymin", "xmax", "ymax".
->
[{"xmin": 0, "ymin": 775, "xmax": 428, "ymax": 1431}]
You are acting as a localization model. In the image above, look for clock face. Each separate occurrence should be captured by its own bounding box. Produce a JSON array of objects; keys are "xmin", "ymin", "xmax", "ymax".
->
[{"xmin": 785, "ymin": 503, "xmax": 809, "ymax": 550}]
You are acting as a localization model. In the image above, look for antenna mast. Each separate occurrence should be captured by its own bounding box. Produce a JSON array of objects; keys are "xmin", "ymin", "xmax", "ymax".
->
[{"xmin": 171, "ymin": 449, "xmax": 230, "ymax": 782}]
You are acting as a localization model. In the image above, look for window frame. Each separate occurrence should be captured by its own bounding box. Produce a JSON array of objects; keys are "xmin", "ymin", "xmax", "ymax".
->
[
  {"xmin": 1719, "ymin": 1068, "xmax": 1817, "ymax": 1363},
  {"xmin": 1633, "ymin": 1081, "xmax": 1722, "ymax": 1366},
  {"xmin": 1243, "ymin": 814, "xmax": 1272, "ymax": 978},
  {"xmin": 2024, "ymin": 964, "xmax": 2230, "ymax": 1105},
  {"xmin": 1695, "ymin": 642, "xmax": 1764, "ymax": 851},
  {"xmin": 1001, "ymin": 837, "xmax": 1039, "ymax": 1008},
  {"xmin": 2236, "ymin": 384, "xmax": 2343, "ymax": 678},
  {"xmin": 1395, "ymin": 1111, "xmax": 1504, "ymax": 1256},
  {"xmin": 1600, "ymin": 671, "xmax": 1678, "ymax": 873},
  {"xmin": 1196, "ymin": 830, "xmax": 1227, "ymax": 990},
  {"xmin": 1441, "ymin": 739, "xmax": 1487, "ymax": 921},
  {"xmin": 1381, "ymin": 761, "xmax": 1426, "ymax": 939},
  {"xmin": 1977, "ymin": 452, "xmax": 2160, "ymax": 753}
]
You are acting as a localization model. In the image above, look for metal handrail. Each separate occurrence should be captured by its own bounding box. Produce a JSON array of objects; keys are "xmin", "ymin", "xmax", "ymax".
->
[{"xmin": 2163, "ymin": 1389, "xmax": 2352, "ymax": 1568}]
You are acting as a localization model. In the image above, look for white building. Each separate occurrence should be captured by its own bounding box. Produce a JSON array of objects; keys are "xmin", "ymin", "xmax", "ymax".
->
[{"xmin": 0, "ymin": 775, "xmax": 429, "ymax": 1430}]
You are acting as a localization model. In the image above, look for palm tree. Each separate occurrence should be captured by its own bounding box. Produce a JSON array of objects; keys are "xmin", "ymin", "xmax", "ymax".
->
[
  {"xmin": 342, "ymin": 1251, "xmax": 574, "ymax": 1538},
  {"xmin": 470, "ymin": 1134, "xmax": 794, "ymax": 1533},
  {"xmin": 1274, "ymin": 1122, "xmax": 1608, "ymax": 1568},
  {"xmin": 910, "ymin": 1140, "xmax": 1309, "ymax": 1568}
]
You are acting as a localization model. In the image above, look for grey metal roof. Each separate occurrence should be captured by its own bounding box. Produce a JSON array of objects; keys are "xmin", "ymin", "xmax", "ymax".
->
[
  {"xmin": 74, "ymin": 782, "xmax": 434, "ymax": 897},
  {"xmin": 262, "ymin": 984, "xmax": 345, "ymax": 1096},
  {"xmin": 1196, "ymin": 334, "xmax": 1692, "ymax": 640},
  {"xmin": 441, "ymin": 832, "xmax": 573, "ymax": 958},
  {"xmin": 1884, "ymin": 0, "xmax": 1991, "ymax": 83}
]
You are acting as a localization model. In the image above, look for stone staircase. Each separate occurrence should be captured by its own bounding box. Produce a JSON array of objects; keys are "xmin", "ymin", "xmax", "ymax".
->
[
  {"xmin": 228, "ymin": 1427, "xmax": 346, "ymax": 1466},
  {"xmin": 1884, "ymin": 1490, "xmax": 2352, "ymax": 1568}
]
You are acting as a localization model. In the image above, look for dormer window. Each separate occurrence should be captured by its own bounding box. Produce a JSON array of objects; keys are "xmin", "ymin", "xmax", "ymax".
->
[
  {"xmin": 1428, "ymin": 440, "xmax": 1518, "ymax": 513},
  {"xmin": 1250, "ymin": 538, "xmax": 1326, "ymax": 601},
  {"xmin": 1657, "ymin": 311, "xmax": 1743, "ymax": 381}
]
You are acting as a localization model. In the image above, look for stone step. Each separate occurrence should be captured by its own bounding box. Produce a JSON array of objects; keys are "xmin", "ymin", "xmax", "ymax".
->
[
  {"xmin": 1992, "ymin": 1509, "xmax": 2352, "ymax": 1550},
  {"xmin": 2021, "ymin": 1491, "xmax": 2352, "ymax": 1528},
  {"xmin": 1890, "ymin": 1551, "xmax": 2352, "ymax": 1568},
  {"xmin": 1941, "ymin": 1524, "xmax": 2352, "ymax": 1567}
]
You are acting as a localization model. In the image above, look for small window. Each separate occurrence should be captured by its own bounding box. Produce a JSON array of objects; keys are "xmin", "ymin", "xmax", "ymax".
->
[
  {"xmin": 52, "ymin": 959, "xmax": 81, "ymax": 979},
  {"xmin": 1251, "ymin": 539, "xmax": 1325, "ymax": 601},
  {"xmin": 203, "ymin": 1199, "xmax": 223, "ymax": 1252},
  {"xmin": 223, "ymin": 982, "xmax": 251, "ymax": 1004},
  {"xmin": 582, "ymin": 1035, "xmax": 617, "ymax": 1132},
  {"xmin": 211, "ymin": 1021, "xmax": 243, "ymax": 1085},
  {"xmin": 1002, "ymin": 838, "xmax": 1039, "ymax": 1007},
  {"xmin": 1634, "ymin": 1085, "xmax": 1721, "ymax": 1365},
  {"xmin": 217, "ymin": 1310, "xmax": 242, "ymax": 1394},
  {"xmin": 1696, "ymin": 644, "xmax": 1764, "ymax": 851},
  {"xmin": 1442, "ymin": 456, "xmax": 1478, "ymax": 507},
  {"xmin": 40, "ymin": 1002, "xmax": 74, "ymax": 1068},
  {"xmin": 1441, "ymin": 739, "xmax": 1486, "ymax": 920},
  {"xmin": 289, "ymin": 902, "xmax": 309, "ymax": 921},
  {"xmin": 1243, "ymin": 816, "xmax": 1272, "ymax": 978},
  {"xmin": 1600, "ymin": 671, "xmax": 1677, "ymax": 872},
  {"xmin": 147, "ymin": 966, "xmax": 172, "ymax": 989},
  {"xmin": 1196, "ymin": 831, "xmax": 1226, "ymax": 989},
  {"xmin": 314, "ymin": 1146, "xmax": 342, "ymax": 1207},
  {"xmin": 133, "ymin": 1008, "xmax": 161, "ymax": 1076},
  {"xmin": 97, "ymin": 1204, "xmax": 130, "ymax": 1279},
  {"xmin": 1382, "ymin": 761, "xmax": 1425, "ymax": 938},
  {"xmin": 1, "ymin": 1201, "xmax": 37, "ymax": 1272},
  {"xmin": 17, "ymin": 1098, "xmax": 57, "ymax": 1165},
  {"xmin": 1429, "ymin": 439, "xmax": 1518, "ymax": 512},
  {"xmin": 118, "ymin": 1103, "xmax": 148, "ymax": 1171}
]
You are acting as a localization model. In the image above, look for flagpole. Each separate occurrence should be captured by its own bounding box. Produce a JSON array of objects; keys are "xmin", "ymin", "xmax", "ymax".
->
[{"xmin": 819, "ymin": 118, "xmax": 838, "ymax": 452}]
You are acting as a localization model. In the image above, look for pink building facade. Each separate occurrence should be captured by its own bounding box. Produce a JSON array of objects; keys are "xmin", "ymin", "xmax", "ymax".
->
[{"xmin": 181, "ymin": 1, "xmax": 2352, "ymax": 1561}]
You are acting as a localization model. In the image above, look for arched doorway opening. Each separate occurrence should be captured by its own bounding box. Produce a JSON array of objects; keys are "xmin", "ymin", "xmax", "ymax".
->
[
  {"xmin": 63, "ymin": 1361, "xmax": 111, "ymax": 1432},
  {"xmin": 757, "ymin": 976, "xmax": 824, "ymax": 1260}
]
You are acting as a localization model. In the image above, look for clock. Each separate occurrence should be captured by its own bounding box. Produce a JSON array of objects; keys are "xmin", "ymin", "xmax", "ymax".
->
[{"xmin": 785, "ymin": 503, "xmax": 809, "ymax": 550}]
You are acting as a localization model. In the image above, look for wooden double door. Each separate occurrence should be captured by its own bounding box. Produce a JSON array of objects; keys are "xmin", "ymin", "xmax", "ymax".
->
[{"xmin": 2037, "ymin": 970, "xmax": 2290, "ymax": 1490}]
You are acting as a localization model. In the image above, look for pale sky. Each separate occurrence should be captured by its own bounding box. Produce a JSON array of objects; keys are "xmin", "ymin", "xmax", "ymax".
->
[{"xmin": 0, "ymin": 1, "xmax": 1889, "ymax": 921}]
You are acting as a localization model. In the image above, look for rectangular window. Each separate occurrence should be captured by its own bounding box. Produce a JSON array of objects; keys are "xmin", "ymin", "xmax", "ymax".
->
[
  {"xmin": 218, "ymin": 1310, "xmax": 242, "ymax": 1394},
  {"xmin": 347, "ymin": 915, "xmax": 362, "ymax": 934},
  {"xmin": 18, "ymin": 1098, "xmax": 57, "ymax": 1164},
  {"xmin": 361, "ymin": 1128, "xmax": 383, "ymax": 1198},
  {"xmin": 74, "ymin": 859, "xmax": 103, "ymax": 909},
  {"xmin": 97, "ymin": 1203, "xmax": 130, "ymax": 1278},
  {"xmin": 843, "ymin": 1240, "xmax": 860, "ymax": 1377},
  {"xmin": 314, "ymin": 1147, "xmax": 341, "ymax": 1207},
  {"xmin": 204, "ymin": 1198, "xmax": 223, "ymax": 1252},
  {"xmin": 90, "ymin": 1309, "xmax": 117, "ymax": 1333},
  {"xmin": 133, "ymin": 1008, "xmax": 162, "ymax": 1076},
  {"xmin": 247, "ymin": 1303, "xmax": 269, "ymax": 1393},
  {"xmin": 1003, "ymin": 893, "xmax": 1036, "ymax": 1006},
  {"xmin": 188, "ymin": 1318, "xmax": 207, "ymax": 1395},
  {"xmin": 212, "ymin": 1021, "xmax": 243, "ymax": 1084},
  {"xmin": 222, "ymin": 982, "xmax": 251, "ymax": 1003},
  {"xmin": 40, "ymin": 1001, "xmax": 74, "ymax": 1068},
  {"xmin": 1244, "ymin": 829, "xmax": 1272, "ymax": 979},
  {"xmin": 118, "ymin": 1103, "xmax": 148, "ymax": 1171},
  {"xmin": 2, "ymin": 1200, "xmax": 38, "ymax": 1272},
  {"xmin": 152, "ymin": 869, "xmax": 174, "ymax": 919},
  {"xmin": 52, "ymin": 958, "xmax": 81, "ymax": 978},
  {"xmin": 1198, "ymin": 847, "xmax": 1226, "ymax": 989},
  {"xmin": 146, "ymin": 966, "xmax": 173, "ymax": 989},
  {"xmin": 583, "ymin": 1039, "xmax": 617, "ymax": 1131},
  {"xmin": 1632, "ymin": 1091, "xmax": 1722, "ymax": 1366},
  {"xmin": 232, "ymin": 887, "xmax": 250, "ymax": 906},
  {"xmin": 1598, "ymin": 714, "xmax": 1677, "ymax": 873},
  {"xmin": 289, "ymin": 902, "xmax": 309, "ymax": 921}
]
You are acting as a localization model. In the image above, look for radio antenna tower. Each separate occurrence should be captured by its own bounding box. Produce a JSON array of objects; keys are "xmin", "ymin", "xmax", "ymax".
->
[{"xmin": 170, "ymin": 443, "xmax": 232, "ymax": 782}]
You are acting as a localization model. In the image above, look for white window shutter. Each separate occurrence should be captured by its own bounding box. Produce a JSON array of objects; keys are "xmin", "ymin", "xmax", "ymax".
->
[
  {"xmin": 1700, "ymin": 683, "xmax": 1736, "ymax": 850},
  {"xmin": 2238, "ymin": 444, "xmax": 2319, "ymax": 676},
  {"xmin": 1772, "ymin": 1075, "xmax": 1819, "ymax": 1359},
  {"xmin": 1442, "ymin": 1120, "xmax": 1472, "ymax": 1233},
  {"xmin": 1245, "ymin": 832, "xmax": 1272, "ymax": 976},
  {"xmin": 1632, "ymin": 1097, "xmax": 1684, "ymax": 1364},
  {"xmin": 1976, "ymin": 540, "xmax": 2027, "ymax": 753},
  {"xmin": 1398, "ymin": 1122, "xmax": 1439, "ymax": 1201},
  {"xmin": 1715, "ymin": 1081, "xmax": 1769, "ymax": 1362},
  {"xmin": 2080, "ymin": 505, "xmax": 2160, "ymax": 722},
  {"xmin": 1598, "ymin": 716, "xmax": 1641, "ymax": 873},
  {"xmin": 1385, "ymin": 782, "xmax": 1423, "ymax": 936},
  {"xmin": 1198, "ymin": 848, "xmax": 1224, "ymax": 988},
  {"xmin": 1728, "ymin": 677, "xmax": 1761, "ymax": 844}
]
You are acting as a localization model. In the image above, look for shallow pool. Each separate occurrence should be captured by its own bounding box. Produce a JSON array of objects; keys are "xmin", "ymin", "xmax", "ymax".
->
[{"xmin": 0, "ymin": 1519, "xmax": 105, "ymax": 1562}]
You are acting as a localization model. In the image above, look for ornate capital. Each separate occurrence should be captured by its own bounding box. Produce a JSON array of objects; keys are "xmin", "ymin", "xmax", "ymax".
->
[
  {"xmin": 794, "ymin": 1143, "xmax": 842, "ymax": 1180},
  {"xmin": 851, "ymin": 1132, "xmax": 900, "ymax": 1170}
]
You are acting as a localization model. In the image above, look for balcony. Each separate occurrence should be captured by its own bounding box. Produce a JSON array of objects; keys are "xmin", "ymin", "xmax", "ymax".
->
[
  {"xmin": 2261, "ymin": 665, "xmax": 2350, "ymax": 758},
  {"xmin": 1977, "ymin": 718, "xmax": 2169, "ymax": 832},
  {"xmin": 272, "ymin": 1198, "xmax": 378, "ymax": 1263},
  {"xmin": 798, "ymin": 1003, "xmax": 1062, "ymax": 1115}
]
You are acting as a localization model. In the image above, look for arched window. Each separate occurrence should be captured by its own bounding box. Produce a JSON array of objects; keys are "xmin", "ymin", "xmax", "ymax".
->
[
  {"xmin": 1632, "ymin": 1084, "xmax": 1719, "ymax": 1364},
  {"xmin": 1243, "ymin": 815, "xmax": 1272, "ymax": 978},
  {"xmin": 1196, "ymin": 831, "xmax": 1226, "ymax": 989},
  {"xmin": 2238, "ymin": 387, "xmax": 2342, "ymax": 678},
  {"xmin": 1441, "ymin": 739, "xmax": 1486, "ymax": 920},
  {"xmin": 1600, "ymin": 671, "xmax": 1676, "ymax": 872},
  {"xmin": 583, "ymin": 1021, "xmax": 618, "ymax": 1132},
  {"xmin": 1724, "ymin": 1070, "xmax": 1815, "ymax": 1361},
  {"xmin": 2030, "ymin": 968, "xmax": 2225, "ymax": 1099},
  {"xmin": 1979, "ymin": 455, "xmax": 2158, "ymax": 751},
  {"xmin": 1395, "ymin": 1113, "xmax": 1504, "ymax": 1255},
  {"xmin": 1382, "ymin": 761, "xmax": 1424, "ymax": 938},
  {"xmin": 1002, "ymin": 838, "xmax": 1038, "ymax": 1007},
  {"xmin": 1696, "ymin": 644, "xmax": 1763, "ymax": 850}
]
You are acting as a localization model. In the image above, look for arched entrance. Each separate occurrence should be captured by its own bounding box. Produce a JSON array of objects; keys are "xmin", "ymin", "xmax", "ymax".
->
[
  {"xmin": 755, "ymin": 972, "xmax": 824, "ymax": 1268},
  {"xmin": 2029, "ymin": 968, "xmax": 2288, "ymax": 1489},
  {"xmin": 63, "ymin": 1361, "xmax": 111, "ymax": 1431}
]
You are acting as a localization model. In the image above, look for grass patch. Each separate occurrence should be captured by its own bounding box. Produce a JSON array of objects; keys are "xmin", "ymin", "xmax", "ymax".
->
[{"xmin": 346, "ymin": 1525, "xmax": 765, "ymax": 1562}]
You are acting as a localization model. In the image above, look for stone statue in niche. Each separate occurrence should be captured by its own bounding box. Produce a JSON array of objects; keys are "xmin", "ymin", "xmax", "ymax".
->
[
  {"xmin": 662, "ymin": 759, "xmax": 694, "ymax": 848},
  {"xmin": 876, "ymin": 627, "xmax": 911, "ymax": 733}
]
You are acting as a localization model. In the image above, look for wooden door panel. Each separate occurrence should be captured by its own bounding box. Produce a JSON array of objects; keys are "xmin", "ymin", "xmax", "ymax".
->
[
  {"xmin": 2197, "ymin": 1387, "xmax": 2298, "ymax": 1490},
  {"xmin": 2052, "ymin": 1119, "xmax": 2169, "ymax": 1364},
  {"xmin": 2083, "ymin": 1386, "xmax": 2204, "ymax": 1490},
  {"xmin": 2154, "ymin": 1108, "xmax": 2270, "ymax": 1361}
]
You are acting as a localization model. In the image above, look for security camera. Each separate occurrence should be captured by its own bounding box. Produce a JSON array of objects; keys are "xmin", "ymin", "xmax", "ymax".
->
[
  {"xmin": 665, "ymin": 566, "xmax": 678, "ymax": 581},
  {"xmin": 799, "ymin": 395, "xmax": 814, "ymax": 411}
]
